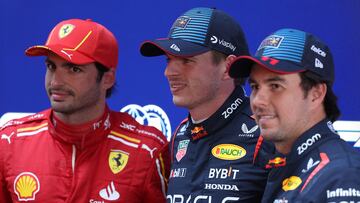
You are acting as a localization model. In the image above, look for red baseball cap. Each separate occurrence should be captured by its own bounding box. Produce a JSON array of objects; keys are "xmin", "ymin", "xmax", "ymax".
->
[{"xmin": 26, "ymin": 19, "xmax": 118, "ymax": 69}]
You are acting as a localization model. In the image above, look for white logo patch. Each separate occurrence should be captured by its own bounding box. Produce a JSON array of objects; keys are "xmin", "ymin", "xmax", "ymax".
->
[
  {"xmin": 170, "ymin": 44, "xmax": 180, "ymax": 52},
  {"xmin": 315, "ymin": 58, "xmax": 323, "ymax": 69},
  {"xmin": 1, "ymin": 132, "xmax": 14, "ymax": 144},
  {"xmin": 210, "ymin": 35, "xmax": 218, "ymax": 43},
  {"xmin": 301, "ymin": 157, "xmax": 320, "ymax": 173},
  {"xmin": 99, "ymin": 181, "xmax": 120, "ymax": 201}
]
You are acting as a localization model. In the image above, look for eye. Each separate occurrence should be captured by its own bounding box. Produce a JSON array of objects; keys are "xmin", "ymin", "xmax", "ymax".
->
[
  {"xmin": 270, "ymin": 83, "xmax": 280, "ymax": 90},
  {"xmin": 46, "ymin": 62, "xmax": 55, "ymax": 71},
  {"xmin": 70, "ymin": 65, "xmax": 82, "ymax": 73},
  {"xmin": 249, "ymin": 83, "xmax": 259, "ymax": 90},
  {"xmin": 182, "ymin": 58, "xmax": 193, "ymax": 64}
]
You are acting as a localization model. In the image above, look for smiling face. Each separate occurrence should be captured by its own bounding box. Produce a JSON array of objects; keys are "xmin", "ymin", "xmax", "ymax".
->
[
  {"xmin": 249, "ymin": 64, "xmax": 316, "ymax": 153},
  {"xmin": 164, "ymin": 51, "xmax": 226, "ymax": 111},
  {"xmin": 45, "ymin": 53, "xmax": 113, "ymax": 123}
]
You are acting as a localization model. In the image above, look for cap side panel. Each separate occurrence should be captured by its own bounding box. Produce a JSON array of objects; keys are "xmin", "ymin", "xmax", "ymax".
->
[
  {"xmin": 170, "ymin": 8, "xmax": 212, "ymax": 45},
  {"xmin": 63, "ymin": 30, "xmax": 93, "ymax": 51}
]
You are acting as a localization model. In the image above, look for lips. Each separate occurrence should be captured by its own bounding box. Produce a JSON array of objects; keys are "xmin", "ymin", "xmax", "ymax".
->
[
  {"xmin": 49, "ymin": 88, "xmax": 73, "ymax": 101},
  {"xmin": 168, "ymin": 81, "xmax": 186, "ymax": 93}
]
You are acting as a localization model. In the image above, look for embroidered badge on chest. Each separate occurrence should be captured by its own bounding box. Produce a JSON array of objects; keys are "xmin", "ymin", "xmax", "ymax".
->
[{"xmin": 176, "ymin": 139, "xmax": 190, "ymax": 162}]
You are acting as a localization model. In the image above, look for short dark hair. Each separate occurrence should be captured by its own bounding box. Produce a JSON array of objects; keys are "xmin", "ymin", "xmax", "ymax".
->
[
  {"xmin": 210, "ymin": 50, "xmax": 246, "ymax": 86},
  {"xmin": 95, "ymin": 62, "xmax": 115, "ymax": 98},
  {"xmin": 299, "ymin": 71, "xmax": 340, "ymax": 122}
]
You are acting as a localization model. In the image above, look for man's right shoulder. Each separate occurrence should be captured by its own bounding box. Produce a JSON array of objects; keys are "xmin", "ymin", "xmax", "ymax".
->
[{"xmin": 0, "ymin": 109, "xmax": 50, "ymax": 133}]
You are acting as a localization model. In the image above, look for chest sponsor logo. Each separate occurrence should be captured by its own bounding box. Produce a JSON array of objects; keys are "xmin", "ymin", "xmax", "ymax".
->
[
  {"xmin": 282, "ymin": 176, "xmax": 302, "ymax": 191},
  {"xmin": 239, "ymin": 123, "xmax": 258, "ymax": 137},
  {"xmin": 176, "ymin": 139, "xmax": 190, "ymax": 162},
  {"xmin": 14, "ymin": 172, "xmax": 40, "ymax": 201},
  {"xmin": 301, "ymin": 157, "xmax": 320, "ymax": 173},
  {"xmin": 327, "ymin": 188, "xmax": 360, "ymax": 198},
  {"xmin": 297, "ymin": 133, "xmax": 321, "ymax": 155},
  {"xmin": 222, "ymin": 98, "xmax": 243, "ymax": 119},
  {"xmin": 176, "ymin": 122, "xmax": 189, "ymax": 136},
  {"xmin": 170, "ymin": 168, "xmax": 187, "ymax": 178},
  {"xmin": 274, "ymin": 197, "xmax": 289, "ymax": 203},
  {"xmin": 109, "ymin": 150, "xmax": 129, "ymax": 174},
  {"xmin": 1, "ymin": 131, "xmax": 14, "ymax": 144},
  {"xmin": 266, "ymin": 157, "xmax": 286, "ymax": 169},
  {"xmin": 99, "ymin": 181, "xmax": 120, "ymax": 201},
  {"xmin": 211, "ymin": 144, "xmax": 246, "ymax": 160},
  {"xmin": 208, "ymin": 167, "xmax": 239, "ymax": 180},
  {"xmin": 204, "ymin": 183, "xmax": 239, "ymax": 191},
  {"xmin": 120, "ymin": 121, "xmax": 136, "ymax": 131},
  {"xmin": 167, "ymin": 194, "xmax": 240, "ymax": 203}
]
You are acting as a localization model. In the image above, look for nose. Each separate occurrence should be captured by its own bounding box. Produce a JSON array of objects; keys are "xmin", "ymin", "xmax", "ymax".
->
[
  {"xmin": 164, "ymin": 60, "xmax": 178, "ymax": 78},
  {"xmin": 250, "ymin": 88, "xmax": 268, "ymax": 109},
  {"xmin": 47, "ymin": 68, "xmax": 65, "ymax": 87}
]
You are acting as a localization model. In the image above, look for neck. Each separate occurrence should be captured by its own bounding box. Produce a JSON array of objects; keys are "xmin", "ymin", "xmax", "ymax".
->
[
  {"xmin": 189, "ymin": 84, "xmax": 235, "ymax": 121},
  {"xmin": 53, "ymin": 102, "xmax": 107, "ymax": 125}
]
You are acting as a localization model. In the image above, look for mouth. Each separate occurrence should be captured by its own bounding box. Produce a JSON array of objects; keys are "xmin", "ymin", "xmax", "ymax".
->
[
  {"xmin": 49, "ymin": 88, "xmax": 73, "ymax": 101},
  {"xmin": 256, "ymin": 113, "xmax": 276, "ymax": 126},
  {"xmin": 168, "ymin": 81, "xmax": 186, "ymax": 93}
]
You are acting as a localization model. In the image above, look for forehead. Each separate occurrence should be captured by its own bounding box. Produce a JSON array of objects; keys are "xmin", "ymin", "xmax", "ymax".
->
[
  {"xmin": 46, "ymin": 52, "xmax": 96, "ymax": 68},
  {"xmin": 166, "ymin": 51, "xmax": 212, "ymax": 59},
  {"xmin": 250, "ymin": 64, "xmax": 301, "ymax": 83}
]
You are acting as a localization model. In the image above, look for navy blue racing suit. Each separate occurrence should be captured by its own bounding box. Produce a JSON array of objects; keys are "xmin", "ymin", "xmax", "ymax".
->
[
  {"xmin": 166, "ymin": 86, "xmax": 274, "ymax": 203},
  {"xmin": 261, "ymin": 119, "xmax": 360, "ymax": 203}
]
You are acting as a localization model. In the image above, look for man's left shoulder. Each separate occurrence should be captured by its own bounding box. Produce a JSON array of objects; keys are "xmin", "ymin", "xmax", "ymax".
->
[{"xmin": 109, "ymin": 111, "xmax": 168, "ymax": 147}]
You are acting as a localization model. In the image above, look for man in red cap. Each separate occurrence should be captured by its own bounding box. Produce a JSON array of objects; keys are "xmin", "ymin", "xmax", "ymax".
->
[{"xmin": 0, "ymin": 19, "xmax": 169, "ymax": 202}]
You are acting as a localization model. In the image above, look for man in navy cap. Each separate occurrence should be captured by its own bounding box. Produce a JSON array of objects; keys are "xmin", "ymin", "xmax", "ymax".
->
[
  {"xmin": 141, "ymin": 7, "xmax": 274, "ymax": 202},
  {"xmin": 229, "ymin": 28, "xmax": 360, "ymax": 202}
]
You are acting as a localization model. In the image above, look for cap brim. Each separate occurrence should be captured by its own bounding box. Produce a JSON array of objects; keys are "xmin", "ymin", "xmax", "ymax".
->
[
  {"xmin": 140, "ymin": 38, "xmax": 210, "ymax": 57},
  {"xmin": 229, "ymin": 55, "xmax": 306, "ymax": 78},
  {"xmin": 25, "ymin": 45, "xmax": 95, "ymax": 65}
]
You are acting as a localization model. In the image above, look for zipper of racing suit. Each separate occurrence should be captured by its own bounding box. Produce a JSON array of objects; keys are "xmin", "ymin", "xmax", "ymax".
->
[{"xmin": 72, "ymin": 145, "xmax": 76, "ymax": 173}]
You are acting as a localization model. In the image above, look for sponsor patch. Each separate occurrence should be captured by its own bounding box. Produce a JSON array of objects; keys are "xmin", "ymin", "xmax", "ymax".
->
[
  {"xmin": 176, "ymin": 139, "xmax": 190, "ymax": 162},
  {"xmin": 14, "ymin": 172, "xmax": 40, "ymax": 201},
  {"xmin": 258, "ymin": 35, "xmax": 284, "ymax": 50},
  {"xmin": 282, "ymin": 176, "xmax": 302, "ymax": 191},
  {"xmin": 170, "ymin": 168, "xmax": 187, "ymax": 178},
  {"xmin": 99, "ymin": 181, "xmax": 120, "ymax": 201},
  {"xmin": 109, "ymin": 150, "xmax": 129, "ymax": 174},
  {"xmin": 59, "ymin": 24, "xmax": 75, "ymax": 38},
  {"xmin": 265, "ymin": 157, "xmax": 286, "ymax": 169},
  {"xmin": 327, "ymin": 188, "xmax": 360, "ymax": 198},
  {"xmin": 173, "ymin": 16, "xmax": 191, "ymax": 29},
  {"xmin": 211, "ymin": 144, "xmax": 246, "ymax": 160}
]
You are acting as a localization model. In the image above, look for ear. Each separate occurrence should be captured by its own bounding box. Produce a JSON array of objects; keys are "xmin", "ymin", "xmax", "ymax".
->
[
  {"xmin": 222, "ymin": 54, "xmax": 237, "ymax": 80},
  {"xmin": 102, "ymin": 70, "xmax": 116, "ymax": 90},
  {"xmin": 309, "ymin": 83, "xmax": 327, "ymax": 107}
]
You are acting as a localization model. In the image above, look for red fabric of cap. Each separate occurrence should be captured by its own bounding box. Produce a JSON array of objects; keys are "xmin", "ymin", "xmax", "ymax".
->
[{"xmin": 25, "ymin": 19, "xmax": 118, "ymax": 69}]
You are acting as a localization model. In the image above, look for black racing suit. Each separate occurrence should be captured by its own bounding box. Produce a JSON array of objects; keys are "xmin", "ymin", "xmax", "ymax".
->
[
  {"xmin": 166, "ymin": 86, "xmax": 274, "ymax": 203},
  {"xmin": 261, "ymin": 119, "xmax": 360, "ymax": 203}
]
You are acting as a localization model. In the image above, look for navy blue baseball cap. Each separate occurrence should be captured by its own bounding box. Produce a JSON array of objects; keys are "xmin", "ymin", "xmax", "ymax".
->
[
  {"xmin": 140, "ymin": 7, "xmax": 249, "ymax": 57},
  {"xmin": 229, "ymin": 28, "xmax": 334, "ymax": 83}
]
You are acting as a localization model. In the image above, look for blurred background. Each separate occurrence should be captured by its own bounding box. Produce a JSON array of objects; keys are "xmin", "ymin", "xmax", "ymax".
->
[{"xmin": 1, "ymin": 0, "xmax": 359, "ymax": 145}]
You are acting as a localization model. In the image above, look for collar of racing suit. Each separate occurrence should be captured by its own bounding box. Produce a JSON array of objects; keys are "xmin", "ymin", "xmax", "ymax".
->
[
  {"xmin": 264, "ymin": 119, "xmax": 339, "ymax": 168},
  {"xmin": 47, "ymin": 105, "xmax": 112, "ymax": 150},
  {"xmin": 187, "ymin": 85, "xmax": 251, "ymax": 141}
]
